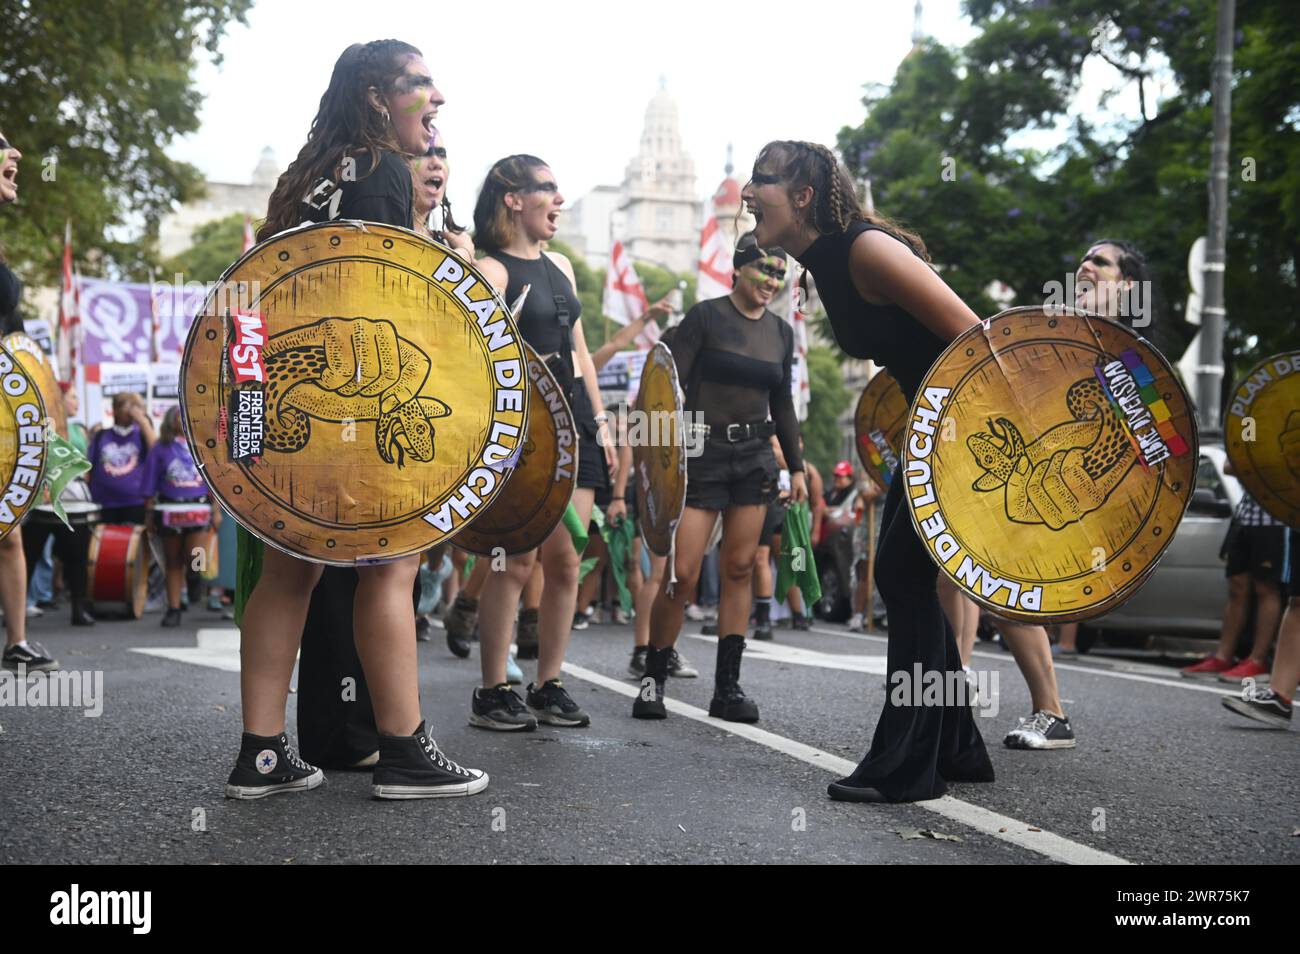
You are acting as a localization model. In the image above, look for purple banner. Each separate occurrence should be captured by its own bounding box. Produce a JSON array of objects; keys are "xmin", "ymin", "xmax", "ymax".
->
[{"xmin": 78, "ymin": 278, "xmax": 206, "ymax": 365}]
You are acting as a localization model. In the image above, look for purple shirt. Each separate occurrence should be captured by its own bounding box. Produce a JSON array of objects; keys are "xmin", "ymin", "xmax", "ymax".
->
[
  {"xmin": 143, "ymin": 440, "xmax": 206, "ymax": 501},
  {"xmin": 89, "ymin": 426, "xmax": 148, "ymax": 508}
]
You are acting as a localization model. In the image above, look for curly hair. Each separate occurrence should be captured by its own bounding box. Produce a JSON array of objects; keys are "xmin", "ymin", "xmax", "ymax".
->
[
  {"xmin": 753, "ymin": 140, "xmax": 929, "ymax": 262},
  {"xmin": 259, "ymin": 40, "xmax": 423, "ymax": 240},
  {"xmin": 472, "ymin": 155, "xmax": 549, "ymax": 253}
]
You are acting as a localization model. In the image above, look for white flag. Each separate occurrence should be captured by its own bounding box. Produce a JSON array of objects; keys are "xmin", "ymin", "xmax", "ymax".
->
[
  {"xmin": 696, "ymin": 216, "xmax": 733, "ymax": 301},
  {"xmin": 603, "ymin": 240, "xmax": 657, "ymax": 348}
]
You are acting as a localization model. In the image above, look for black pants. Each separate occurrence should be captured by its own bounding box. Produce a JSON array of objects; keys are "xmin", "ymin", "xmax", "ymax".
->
[
  {"xmin": 296, "ymin": 567, "xmax": 419, "ymax": 768},
  {"xmin": 22, "ymin": 519, "xmax": 90, "ymax": 611},
  {"xmin": 844, "ymin": 474, "xmax": 993, "ymax": 801}
]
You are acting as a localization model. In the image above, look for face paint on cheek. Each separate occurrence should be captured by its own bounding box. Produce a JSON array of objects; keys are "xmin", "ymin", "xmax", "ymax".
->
[{"xmin": 400, "ymin": 89, "xmax": 429, "ymax": 114}]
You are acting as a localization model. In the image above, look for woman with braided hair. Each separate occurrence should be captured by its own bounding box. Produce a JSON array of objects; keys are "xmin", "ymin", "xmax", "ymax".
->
[
  {"xmin": 743, "ymin": 140, "xmax": 993, "ymax": 802},
  {"xmin": 224, "ymin": 40, "xmax": 490, "ymax": 801}
]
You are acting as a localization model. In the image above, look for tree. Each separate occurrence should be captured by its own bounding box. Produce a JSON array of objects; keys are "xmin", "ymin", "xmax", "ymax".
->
[
  {"xmin": 0, "ymin": 0, "xmax": 252, "ymax": 284},
  {"xmin": 802, "ymin": 346, "xmax": 850, "ymax": 477},
  {"xmin": 838, "ymin": 0, "xmax": 1299, "ymax": 383},
  {"xmin": 163, "ymin": 212, "xmax": 246, "ymax": 284}
]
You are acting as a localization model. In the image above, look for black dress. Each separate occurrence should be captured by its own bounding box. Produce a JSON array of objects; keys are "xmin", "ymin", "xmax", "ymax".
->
[
  {"xmin": 795, "ymin": 220, "xmax": 993, "ymax": 801},
  {"xmin": 295, "ymin": 150, "xmax": 414, "ymax": 767}
]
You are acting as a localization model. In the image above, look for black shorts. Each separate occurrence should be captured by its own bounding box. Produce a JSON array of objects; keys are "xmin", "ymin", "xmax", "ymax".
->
[
  {"xmin": 685, "ymin": 437, "xmax": 778, "ymax": 512},
  {"xmin": 1290, "ymin": 529, "xmax": 1300, "ymax": 599},
  {"xmin": 1223, "ymin": 523, "xmax": 1291, "ymax": 584},
  {"xmin": 759, "ymin": 499, "xmax": 785, "ymax": 548},
  {"xmin": 569, "ymin": 383, "xmax": 609, "ymax": 493}
]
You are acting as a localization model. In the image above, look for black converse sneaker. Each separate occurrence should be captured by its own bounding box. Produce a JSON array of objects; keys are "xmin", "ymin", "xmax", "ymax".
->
[
  {"xmin": 372, "ymin": 721, "xmax": 488, "ymax": 799},
  {"xmin": 2, "ymin": 641, "xmax": 60, "ymax": 673},
  {"xmin": 225, "ymin": 732, "xmax": 324, "ymax": 800},
  {"xmin": 444, "ymin": 595, "xmax": 478, "ymax": 659},
  {"xmin": 632, "ymin": 647, "xmax": 670, "ymax": 719},
  {"xmin": 526, "ymin": 679, "xmax": 591, "ymax": 727},
  {"xmin": 1222, "ymin": 688, "xmax": 1293, "ymax": 729},
  {"xmin": 470, "ymin": 684, "xmax": 538, "ymax": 731},
  {"xmin": 627, "ymin": 645, "xmax": 648, "ymax": 678},
  {"xmin": 1003, "ymin": 710, "xmax": 1076, "ymax": 749}
]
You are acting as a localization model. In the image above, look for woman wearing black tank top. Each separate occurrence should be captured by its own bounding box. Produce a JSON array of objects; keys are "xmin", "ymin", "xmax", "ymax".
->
[
  {"xmin": 465, "ymin": 155, "xmax": 616, "ymax": 731},
  {"xmin": 743, "ymin": 140, "xmax": 994, "ymax": 803},
  {"xmin": 223, "ymin": 41, "xmax": 488, "ymax": 802}
]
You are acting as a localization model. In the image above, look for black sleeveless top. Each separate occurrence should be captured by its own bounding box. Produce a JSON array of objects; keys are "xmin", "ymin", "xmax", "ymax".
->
[
  {"xmin": 490, "ymin": 250, "xmax": 583, "ymax": 356},
  {"xmin": 795, "ymin": 220, "xmax": 948, "ymax": 401}
]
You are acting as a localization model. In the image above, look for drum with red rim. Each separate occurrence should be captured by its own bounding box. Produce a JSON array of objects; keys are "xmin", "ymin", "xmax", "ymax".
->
[{"xmin": 87, "ymin": 524, "xmax": 149, "ymax": 619}]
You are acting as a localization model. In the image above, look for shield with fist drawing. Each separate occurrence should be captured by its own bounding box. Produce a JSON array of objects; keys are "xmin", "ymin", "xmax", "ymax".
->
[
  {"xmin": 1225, "ymin": 351, "xmax": 1300, "ymax": 530},
  {"xmin": 902, "ymin": 306, "xmax": 1198, "ymax": 623},
  {"xmin": 180, "ymin": 222, "xmax": 529, "ymax": 565}
]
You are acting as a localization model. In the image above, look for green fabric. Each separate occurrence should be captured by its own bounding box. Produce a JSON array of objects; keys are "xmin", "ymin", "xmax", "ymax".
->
[
  {"xmin": 602, "ymin": 512, "xmax": 636, "ymax": 612},
  {"xmin": 776, "ymin": 500, "xmax": 821, "ymax": 608},
  {"xmin": 563, "ymin": 501, "xmax": 589, "ymax": 556},
  {"xmin": 68, "ymin": 422, "xmax": 88, "ymax": 456},
  {"xmin": 40, "ymin": 432, "xmax": 91, "ymax": 529},
  {"xmin": 234, "ymin": 525, "xmax": 264, "ymax": 629}
]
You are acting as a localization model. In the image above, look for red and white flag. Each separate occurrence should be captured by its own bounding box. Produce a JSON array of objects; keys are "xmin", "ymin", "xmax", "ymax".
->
[
  {"xmin": 242, "ymin": 216, "xmax": 255, "ymax": 254},
  {"xmin": 696, "ymin": 216, "xmax": 733, "ymax": 302},
  {"xmin": 57, "ymin": 220, "xmax": 81, "ymax": 387},
  {"xmin": 603, "ymin": 240, "xmax": 657, "ymax": 348}
]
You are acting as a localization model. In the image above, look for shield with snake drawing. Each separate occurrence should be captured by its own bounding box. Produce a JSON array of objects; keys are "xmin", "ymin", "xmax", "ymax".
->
[
  {"xmin": 854, "ymin": 368, "xmax": 907, "ymax": 494},
  {"xmin": 3, "ymin": 333, "xmax": 67, "ymax": 441},
  {"xmin": 634, "ymin": 341, "xmax": 687, "ymax": 558},
  {"xmin": 180, "ymin": 222, "xmax": 529, "ymax": 565},
  {"xmin": 0, "ymin": 343, "xmax": 49, "ymax": 541},
  {"xmin": 903, "ymin": 306, "xmax": 1197, "ymax": 623},
  {"xmin": 1225, "ymin": 351, "xmax": 1300, "ymax": 529}
]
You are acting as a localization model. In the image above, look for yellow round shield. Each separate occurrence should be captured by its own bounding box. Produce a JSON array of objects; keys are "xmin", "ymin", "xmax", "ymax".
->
[
  {"xmin": 454, "ymin": 344, "xmax": 577, "ymax": 555},
  {"xmin": 180, "ymin": 222, "xmax": 529, "ymax": 565},
  {"xmin": 854, "ymin": 368, "xmax": 907, "ymax": 494},
  {"xmin": 1225, "ymin": 351, "xmax": 1300, "ymax": 528},
  {"xmin": 634, "ymin": 341, "xmax": 687, "ymax": 557},
  {"xmin": 904, "ymin": 306, "xmax": 1198, "ymax": 623},
  {"xmin": 0, "ymin": 344, "xmax": 50, "ymax": 541},
  {"xmin": 3, "ymin": 333, "xmax": 67, "ymax": 440}
]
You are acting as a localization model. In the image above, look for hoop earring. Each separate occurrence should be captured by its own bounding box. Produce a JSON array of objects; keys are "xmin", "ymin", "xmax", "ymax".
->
[{"xmin": 381, "ymin": 109, "xmax": 391, "ymax": 125}]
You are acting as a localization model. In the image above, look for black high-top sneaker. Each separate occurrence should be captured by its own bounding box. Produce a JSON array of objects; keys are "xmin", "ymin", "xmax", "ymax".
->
[
  {"xmin": 444, "ymin": 594, "xmax": 478, "ymax": 659},
  {"xmin": 516, "ymin": 607, "xmax": 540, "ymax": 660},
  {"xmin": 632, "ymin": 646, "xmax": 671, "ymax": 719},
  {"xmin": 372, "ymin": 721, "xmax": 488, "ymax": 800},
  {"xmin": 226, "ymin": 731, "xmax": 324, "ymax": 800},
  {"xmin": 709, "ymin": 634, "xmax": 759, "ymax": 722}
]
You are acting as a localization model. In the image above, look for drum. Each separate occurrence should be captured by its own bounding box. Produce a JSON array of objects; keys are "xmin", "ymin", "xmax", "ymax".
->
[
  {"xmin": 904, "ymin": 306, "xmax": 1198, "ymax": 623},
  {"xmin": 180, "ymin": 222, "xmax": 529, "ymax": 565},
  {"xmin": 87, "ymin": 523, "xmax": 149, "ymax": 619},
  {"xmin": 32, "ymin": 500, "xmax": 102, "ymax": 527},
  {"xmin": 1225, "ymin": 350, "xmax": 1300, "ymax": 528},
  {"xmin": 155, "ymin": 501, "xmax": 213, "ymax": 532}
]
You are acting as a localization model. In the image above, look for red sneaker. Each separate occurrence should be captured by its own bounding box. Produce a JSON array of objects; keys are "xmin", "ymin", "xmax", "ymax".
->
[
  {"xmin": 1217, "ymin": 658, "xmax": 1271, "ymax": 683},
  {"xmin": 1180, "ymin": 655, "xmax": 1234, "ymax": 678}
]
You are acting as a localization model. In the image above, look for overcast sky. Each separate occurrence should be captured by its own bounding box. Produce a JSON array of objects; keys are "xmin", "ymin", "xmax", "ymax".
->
[{"xmin": 170, "ymin": 0, "xmax": 982, "ymax": 214}]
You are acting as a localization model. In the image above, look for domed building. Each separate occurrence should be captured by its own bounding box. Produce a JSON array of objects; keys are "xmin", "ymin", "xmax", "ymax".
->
[{"xmin": 158, "ymin": 147, "xmax": 281, "ymax": 258}]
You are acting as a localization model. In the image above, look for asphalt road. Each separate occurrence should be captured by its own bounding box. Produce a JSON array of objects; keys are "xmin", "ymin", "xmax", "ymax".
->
[{"xmin": 2, "ymin": 606, "xmax": 1296, "ymax": 865}]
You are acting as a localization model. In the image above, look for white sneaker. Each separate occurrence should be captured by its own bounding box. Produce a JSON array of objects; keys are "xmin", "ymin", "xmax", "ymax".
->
[
  {"xmin": 25, "ymin": 603, "xmax": 43, "ymax": 619},
  {"xmin": 848, "ymin": 613, "xmax": 864, "ymax": 633},
  {"xmin": 684, "ymin": 604, "xmax": 707, "ymax": 622}
]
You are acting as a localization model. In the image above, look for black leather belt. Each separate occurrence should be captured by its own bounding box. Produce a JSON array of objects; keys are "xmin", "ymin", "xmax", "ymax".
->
[{"xmin": 690, "ymin": 421, "xmax": 776, "ymax": 443}]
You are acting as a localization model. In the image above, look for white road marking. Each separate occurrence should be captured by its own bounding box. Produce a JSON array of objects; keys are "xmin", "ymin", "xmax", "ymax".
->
[
  {"xmin": 802, "ymin": 625, "xmax": 1238, "ymax": 697},
  {"xmin": 684, "ymin": 632, "xmax": 887, "ymax": 674},
  {"xmin": 562, "ymin": 661, "xmax": 1130, "ymax": 866},
  {"xmin": 130, "ymin": 628, "xmax": 250, "ymax": 673}
]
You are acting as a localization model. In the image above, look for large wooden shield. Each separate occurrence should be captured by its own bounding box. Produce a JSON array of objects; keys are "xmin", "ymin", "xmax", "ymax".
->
[
  {"xmin": 854, "ymin": 368, "xmax": 907, "ymax": 494},
  {"xmin": 453, "ymin": 344, "xmax": 577, "ymax": 555},
  {"xmin": 904, "ymin": 306, "xmax": 1197, "ymax": 623},
  {"xmin": 634, "ymin": 341, "xmax": 687, "ymax": 557},
  {"xmin": 180, "ymin": 222, "xmax": 529, "ymax": 565},
  {"xmin": 0, "ymin": 344, "xmax": 50, "ymax": 541},
  {"xmin": 3, "ymin": 333, "xmax": 67, "ymax": 440},
  {"xmin": 1225, "ymin": 351, "xmax": 1300, "ymax": 528}
]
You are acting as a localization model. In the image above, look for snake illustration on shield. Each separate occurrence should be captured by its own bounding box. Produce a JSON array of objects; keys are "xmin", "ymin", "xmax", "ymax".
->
[
  {"xmin": 258, "ymin": 317, "xmax": 451, "ymax": 468},
  {"xmin": 966, "ymin": 372, "xmax": 1135, "ymax": 529}
]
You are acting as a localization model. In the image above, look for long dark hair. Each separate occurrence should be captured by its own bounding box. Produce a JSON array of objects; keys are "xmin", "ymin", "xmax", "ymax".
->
[
  {"xmin": 753, "ymin": 140, "xmax": 929, "ymax": 261},
  {"xmin": 259, "ymin": 40, "xmax": 422, "ymax": 240},
  {"xmin": 1087, "ymin": 237, "xmax": 1162, "ymax": 328},
  {"xmin": 472, "ymin": 154, "xmax": 549, "ymax": 253}
]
